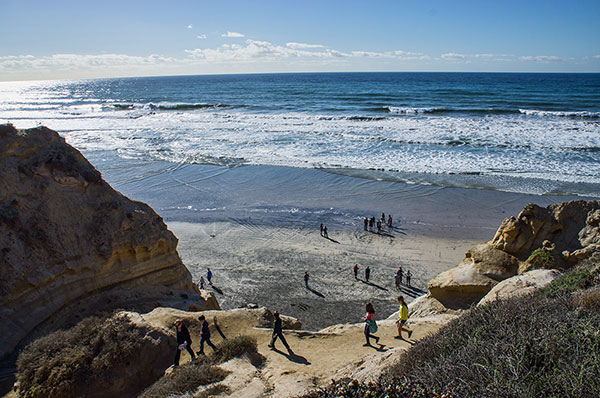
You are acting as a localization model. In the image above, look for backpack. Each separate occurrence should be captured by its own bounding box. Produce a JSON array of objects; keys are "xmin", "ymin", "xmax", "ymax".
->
[{"xmin": 367, "ymin": 319, "xmax": 378, "ymax": 333}]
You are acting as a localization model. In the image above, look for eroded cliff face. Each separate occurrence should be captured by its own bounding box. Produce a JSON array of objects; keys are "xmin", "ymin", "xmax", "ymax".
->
[{"xmin": 0, "ymin": 125, "xmax": 216, "ymax": 358}]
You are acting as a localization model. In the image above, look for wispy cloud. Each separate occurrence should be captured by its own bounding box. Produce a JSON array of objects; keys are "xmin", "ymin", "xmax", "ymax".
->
[
  {"xmin": 286, "ymin": 42, "xmax": 325, "ymax": 49},
  {"xmin": 594, "ymin": 54, "xmax": 600, "ymax": 59},
  {"xmin": 441, "ymin": 52, "xmax": 466, "ymax": 60},
  {"xmin": 221, "ymin": 31, "xmax": 245, "ymax": 38},
  {"xmin": 519, "ymin": 55, "xmax": 561, "ymax": 62},
  {"xmin": 196, "ymin": 34, "xmax": 207, "ymax": 39}
]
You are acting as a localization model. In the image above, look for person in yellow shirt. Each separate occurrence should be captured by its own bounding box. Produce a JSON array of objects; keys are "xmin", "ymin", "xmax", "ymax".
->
[{"xmin": 395, "ymin": 296, "xmax": 413, "ymax": 339}]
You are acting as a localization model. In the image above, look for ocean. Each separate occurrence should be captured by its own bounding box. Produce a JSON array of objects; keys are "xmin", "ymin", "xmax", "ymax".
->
[{"xmin": 2, "ymin": 72, "xmax": 599, "ymax": 199}]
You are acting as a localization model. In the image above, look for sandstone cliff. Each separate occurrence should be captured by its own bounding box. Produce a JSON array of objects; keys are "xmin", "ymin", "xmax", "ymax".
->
[
  {"xmin": 428, "ymin": 200, "xmax": 600, "ymax": 309},
  {"xmin": 0, "ymin": 124, "xmax": 217, "ymax": 359}
]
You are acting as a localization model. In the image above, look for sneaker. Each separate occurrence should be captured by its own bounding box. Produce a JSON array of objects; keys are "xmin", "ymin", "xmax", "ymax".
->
[{"xmin": 408, "ymin": 330, "xmax": 413, "ymax": 338}]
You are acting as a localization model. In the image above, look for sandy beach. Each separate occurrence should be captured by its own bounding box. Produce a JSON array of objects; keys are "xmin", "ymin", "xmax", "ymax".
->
[{"xmin": 89, "ymin": 158, "xmax": 590, "ymax": 331}]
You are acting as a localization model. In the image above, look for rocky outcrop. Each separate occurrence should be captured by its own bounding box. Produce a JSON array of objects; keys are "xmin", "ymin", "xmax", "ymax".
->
[
  {"xmin": 477, "ymin": 269, "xmax": 561, "ymax": 306},
  {"xmin": 427, "ymin": 200, "xmax": 600, "ymax": 310},
  {"xmin": 0, "ymin": 125, "xmax": 217, "ymax": 359}
]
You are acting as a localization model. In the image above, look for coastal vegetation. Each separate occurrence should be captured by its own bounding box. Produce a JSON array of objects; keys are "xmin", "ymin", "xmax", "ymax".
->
[{"xmin": 305, "ymin": 257, "xmax": 600, "ymax": 398}]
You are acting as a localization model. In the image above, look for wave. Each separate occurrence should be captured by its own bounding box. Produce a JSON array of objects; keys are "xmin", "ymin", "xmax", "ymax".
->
[
  {"xmin": 519, "ymin": 109, "xmax": 600, "ymax": 118},
  {"xmin": 110, "ymin": 102, "xmax": 229, "ymax": 111}
]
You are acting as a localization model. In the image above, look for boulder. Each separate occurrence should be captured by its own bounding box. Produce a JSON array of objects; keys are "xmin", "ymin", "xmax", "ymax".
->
[
  {"xmin": 477, "ymin": 269, "xmax": 561, "ymax": 306},
  {"xmin": 0, "ymin": 125, "xmax": 217, "ymax": 359},
  {"xmin": 428, "ymin": 243, "xmax": 519, "ymax": 308}
]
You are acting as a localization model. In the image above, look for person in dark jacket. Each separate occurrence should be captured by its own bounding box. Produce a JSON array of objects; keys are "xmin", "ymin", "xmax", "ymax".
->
[
  {"xmin": 174, "ymin": 319, "xmax": 195, "ymax": 367},
  {"xmin": 197, "ymin": 315, "xmax": 217, "ymax": 355},
  {"xmin": 268, "ymin": 311, "xmax": 292, "ymax": 352}
]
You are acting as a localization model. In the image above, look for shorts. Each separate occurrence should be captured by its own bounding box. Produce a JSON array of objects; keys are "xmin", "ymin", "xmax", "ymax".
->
[{"xmin": 398, "ymin": 320, "xmax": 407, "ymax": 325}]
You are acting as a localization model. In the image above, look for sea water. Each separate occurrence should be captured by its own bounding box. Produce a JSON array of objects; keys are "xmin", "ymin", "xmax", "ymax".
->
[{"xmin": 1, "ymin": 72, "xmax": 599, "ymax": 197}]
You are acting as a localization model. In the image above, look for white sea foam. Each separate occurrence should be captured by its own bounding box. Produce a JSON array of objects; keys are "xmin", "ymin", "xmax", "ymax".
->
[
  {"xmin": 387, "ymin": 106, "xmax": 435, "ymax": 114},
  {"xmin": 519, "ymin": 109, "xmax": 600, "ymax": 118}
]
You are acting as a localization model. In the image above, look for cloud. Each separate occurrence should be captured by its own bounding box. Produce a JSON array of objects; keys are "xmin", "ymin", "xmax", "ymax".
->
[
  {"xmin": 221, "ymin": 31, "xmax": 245, "ymax": 38},
  {"xmin": 591, "ymin": 54, "xmax": 600, "ymax": 59},
  {"xmin": 187, "ymin": 24, "xmax": 193, "ymax": 29},
  {"xmin": 519, "ymin": 55, "xmax": 561, "ymax": 62},
  {"xmin": 441, "ymin": 52, "xmax": 466, "ymax": 60},
  {"xmin": 286, "ymin": 42, "xmax": 325, "ymax": 49},
  {"xmin": 196, "ymin": 34, "xmax": 207, "ymax": 39}
]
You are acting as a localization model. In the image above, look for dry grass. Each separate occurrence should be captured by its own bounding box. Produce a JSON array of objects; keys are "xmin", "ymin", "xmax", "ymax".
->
[{"xmin": 138, "ymin": 363, "xmax": 229, "ymax": 398}]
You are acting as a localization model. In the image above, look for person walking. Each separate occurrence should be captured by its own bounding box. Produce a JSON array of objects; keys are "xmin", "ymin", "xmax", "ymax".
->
[
  {"xmin": 197, "ymin": 315, "xmax": 218, "ymax": 355},
  {"xmin": 394, "ymin": 271, "xmax": 400, "ymax": 290},
  {"xmin": 406, "ymin": 270, "xmax": 412, "ymax": 287},
  {"xmin": 268, "ymin": 311, "xmax": 292, "ymax": 352},
  {"xmin": 365, "ymin": 266, "xmax": 371, "ymax": 282},
  {"xmin": 173, "ymin": 319, "xmax": 195, "ymax": 367},
  {"xmin": 320, "ymin": 223, "xmax": 324, "ymax": 236},
  {"xmin": 363, "ymin": 217, "xmax": 368, "ymax": 231},
  {"xmin": 395, "ymin": 296, "xmax": 413, "ymax": 339},
  {"xmin": 353, "ymin": 264, "xmax": 359, "ymax": 280},
  {"xmin": 323, "ymin": 226, "xmax": 328, "ymax": 238},
  {"xmin": 304, "ymin": 271, "xmax": 309, "ymax": 288},
  {"xmin": 387, "ymin": 215, "xmax": 393, "ymax": 232},
  {"xmin": 206, "ymin": 268, "xmax": 213, "ymax": 285},
  {"xmin": 397, "ymin": 267, "xmax": 403, "ymax": 285},
  {"xmin": 199, "ymin": 276, "xmax": 205, "ymax": 289},
  {"xmin": 362, "ymin": 302, "xmax": 379, "ymax": 346}
]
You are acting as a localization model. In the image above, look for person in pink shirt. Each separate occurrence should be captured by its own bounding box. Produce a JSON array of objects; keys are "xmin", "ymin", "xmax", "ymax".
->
[{"xmin": 362, "ymin": 302, "xmax": 379, "ymax": 346}]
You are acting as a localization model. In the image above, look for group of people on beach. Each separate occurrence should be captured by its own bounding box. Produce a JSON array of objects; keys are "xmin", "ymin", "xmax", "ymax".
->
[
  {"xmin": 363, "ymin": 212, "xmax": 393, "ymax": 234},
  {"xmin": 395, "ymin": 266, "xmax": 412, "ymax": 288},
  {"xmin": 319, "ymin": 223, "xmax": 329, "ymax": 238}
]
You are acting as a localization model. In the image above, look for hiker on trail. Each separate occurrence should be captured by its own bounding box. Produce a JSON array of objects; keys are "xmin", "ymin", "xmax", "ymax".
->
[
  {"xmin": 406, "ymin": 270, "xmax": 412, "ymax": 287},
  {"xmin": 268, "ymin": 311, "xmax": 292, "ymax": 352},
  {"xmin": 207, "ymin": 268, "xmax": 213, "ymax": 284},
  {"xmin": 365, "ymin": 266, "xmax": 371, "ymax": 282},
  {"xmin": 199, "ymin": 276, "xmax": 205, "ymax": 289},
  {"xmin": 323, "ymin": 226, "xmax": 328, "ymax": 238},
  {"xmin": 320, "ymin": 223, "xmax": 324, "ymax": 236},
  {"xmin": 363, "ymin": 217, "xmax": 368, "ymax": 231},
  {"xmin": 353, "ymin": 264, "xmax": 359, "ymax": 280},
  {"xmin": 173, "ymin": 319, "xmax": 195, "ymax": 367},
  {"xmin": 362, "ymin": 302, "xmax": 379, "ymax": 346},
  {"xmin": 197, "ymin": 315, "xmax": 218, "ymax": 355},
  {"xmin": 395, "ymin": 296, "xmax": 413, "ymax": 339},
  {"xmin": 304, "ymin": 271, "xmax": 309, "ymax": 288}
]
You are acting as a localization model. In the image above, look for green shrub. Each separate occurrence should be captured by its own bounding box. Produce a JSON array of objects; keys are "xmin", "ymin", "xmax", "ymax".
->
[
  {"xmin": 539, "ymin": 265, "xmax": 599, "ymax": 297},
  {"xmin": 17, "ymin": 315, "xmax": 147, "ymax": 398},
  {"xmin": 526, "ymin": 247, "xmax": 554, "ymax": 269}
]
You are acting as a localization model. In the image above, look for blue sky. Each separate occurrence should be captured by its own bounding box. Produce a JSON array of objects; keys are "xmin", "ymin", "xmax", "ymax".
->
[{"xmin": 1, "ymin": 0, "xmax": 599, "ymax": 80}]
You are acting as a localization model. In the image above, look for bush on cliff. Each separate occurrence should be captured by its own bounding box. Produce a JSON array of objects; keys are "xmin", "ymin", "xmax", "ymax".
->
[
  {"xmin": 139, "ymin": 335, "xmax": 261, "ymax": 398},
  {"xmin": 16, "ymin": 314, "xmax": 160, "ymax": 398},
  {"xmin": 305, "ymin": 260, "xmax": 600, "ymax": 398}
]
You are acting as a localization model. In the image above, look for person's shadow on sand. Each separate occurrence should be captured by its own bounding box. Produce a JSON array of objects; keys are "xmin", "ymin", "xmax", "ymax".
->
[
  {"xmin": 324, "ymin": 236, "xmax": 340, "ymax": 244},
  {"xmin": 364, "ymin": 343, "xmax": 388, "ymax": 352},
  {"xmin": 359, "ymin": 279, "xmax": 389, "ymax": 291},
  {"xmin": 398, "ymin": 285, "xmax": 425, "ymax": 298},
  {"xmin": 210, "ymin": 284, "xmax": 224, "ymax": 295},
  {"xmin": 394, "ymin": 336, "xmax": 416, "ymax": 345},
  {"xmin": 306, "ymin": 286, "xmax": 325, "ymax": 298},
  {"xmin": 271, "ymin": 347, "xmax": 311, "ymax": 365}
]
